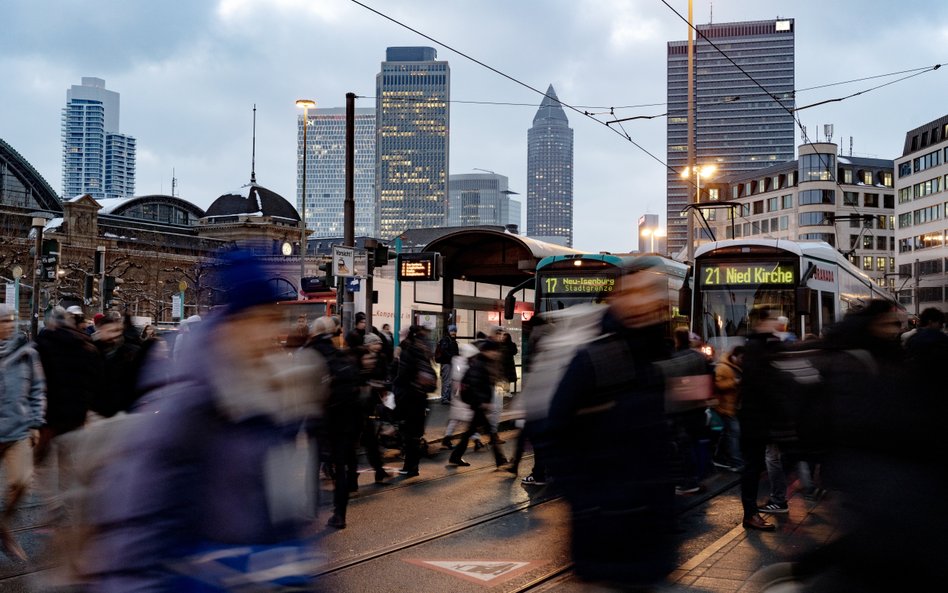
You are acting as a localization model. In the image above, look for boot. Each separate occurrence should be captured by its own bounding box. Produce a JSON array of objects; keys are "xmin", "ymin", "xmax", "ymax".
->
[{"xmin": 327, "ymin": 512, "xmax": 346, "ymax": 529}]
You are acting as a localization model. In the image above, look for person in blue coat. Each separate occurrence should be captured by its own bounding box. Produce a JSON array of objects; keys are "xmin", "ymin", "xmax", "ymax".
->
[{"xmin": 75, "ymin": 253, "xmax": 328, "ymax": 592}]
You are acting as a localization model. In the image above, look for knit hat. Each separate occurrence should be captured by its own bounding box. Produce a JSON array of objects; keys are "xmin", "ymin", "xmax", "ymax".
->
[
  {"xmin": 66, "ymin": 305, "xmax": 84, "ymax": 316},
  {"xmin": 364, "ymin": 333, "xmax": 382, "ymax": 346},
  {"xmin": 215, "ymin": 251, "xmax": 285, "ymax": 315},
  {"xmin": 448, "ymin": 324, "xmax": 457, "ymax": 333}
]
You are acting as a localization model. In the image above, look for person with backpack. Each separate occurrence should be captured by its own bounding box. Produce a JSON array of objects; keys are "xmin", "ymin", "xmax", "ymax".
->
[
  {"xmin": 394, "ymin": 325, "xmax": 436, "ymax": 477},
  {"xmin": 434, "ymin": 325, "xmax": 459, "ymax": 404},
  {"xmin": 712, "ymin": 345, "xmax": 745, "ymax": 472},
  {"xmin": 448, "ymin": 340, "xmax": 509, "ymax": 469},
  {"xmin": 545, "ymin": 265, "xmax": 676, "ymax": 589}
]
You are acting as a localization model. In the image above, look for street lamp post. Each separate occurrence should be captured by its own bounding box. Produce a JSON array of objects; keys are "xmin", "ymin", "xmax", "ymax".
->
[
  {"xmin": 296, "ymin": 99, "xmax": 317, "ymax": 295},
  {"xmin": 29, "ymin": 217, "xmax": 45, "ymax": 338},
  {"xmin": 682, "ymin": 165, "xmax": 716, "ymax": 262}
]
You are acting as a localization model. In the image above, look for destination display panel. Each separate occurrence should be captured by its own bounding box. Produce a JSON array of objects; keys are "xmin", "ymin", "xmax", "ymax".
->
[{"xmin": 699, "ymin": 262, "xmax": 796, "ymax": 287}]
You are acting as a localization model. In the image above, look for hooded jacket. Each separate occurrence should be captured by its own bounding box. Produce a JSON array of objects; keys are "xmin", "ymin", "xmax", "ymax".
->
[
  {"xmin": 34, "ymin": 324, "xmax": 104, "ymax": 433},
  {"xmin": 0, "ymin": 332, "xmax": 46, "ymax": 442}
]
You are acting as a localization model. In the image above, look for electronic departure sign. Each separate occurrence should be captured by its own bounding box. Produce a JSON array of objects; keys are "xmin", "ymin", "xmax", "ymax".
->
[
  {"xmin": 700, "ymin": 262, "xmax": 796, "ymax": 287},
  {"xmin": 398, "ymin": 252, "xmax": 441, "ymax": 281},
  {"xmin": 542, "ymin": 275, "xmax": 616, "ymax": 296}
]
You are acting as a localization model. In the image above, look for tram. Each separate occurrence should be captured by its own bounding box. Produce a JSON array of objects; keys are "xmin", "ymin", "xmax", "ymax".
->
[{"xmin": 692, "ymin": 239, "xmax": 897, "ymax": 355}]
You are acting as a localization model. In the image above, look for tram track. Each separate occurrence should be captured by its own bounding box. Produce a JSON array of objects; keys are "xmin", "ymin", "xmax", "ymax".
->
[{"xmin": 315, "ymin": 466, "xmax": 741, "ymax": 590}]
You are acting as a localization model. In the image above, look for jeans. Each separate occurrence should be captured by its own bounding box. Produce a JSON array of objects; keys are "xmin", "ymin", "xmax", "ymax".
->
[
  {"xmin": 765, "ymin": 443, "xmax": 788, "ymax": 505},
  {"xmin": 439, "ymin": 364, "xmax": 453, "ymax": 402},
  {"xmin": 713, "ymin": 413, "xmax": 744, "ymax": 467}
]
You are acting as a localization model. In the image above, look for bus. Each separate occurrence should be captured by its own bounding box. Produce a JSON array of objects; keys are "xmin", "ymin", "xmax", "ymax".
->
[{"xmin": 692, "ymin": 239, "xmax": 897, "ymax": 355}]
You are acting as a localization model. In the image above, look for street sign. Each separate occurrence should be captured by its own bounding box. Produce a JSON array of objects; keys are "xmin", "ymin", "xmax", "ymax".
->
[
  {"xmin": 4, "ymin": 283, "xmax": 14, "ymax": 305},
  {"xmin": 397, "ymin": 252, "xmax": 441, "ymax": 281},
  {"xmin": 346, "ymin": 278, "xmax": 361, "ymax": 292},
  {"xmin": 172, "ymin": 294, "xmax": 182, "ymax": 319},
  {"xmin": 332, "ymin": 246, "xmax": 368, "ymax": 278},
  {"xmin": 332, "ymin": 246, "xmax": 354, "ymax": 278}
]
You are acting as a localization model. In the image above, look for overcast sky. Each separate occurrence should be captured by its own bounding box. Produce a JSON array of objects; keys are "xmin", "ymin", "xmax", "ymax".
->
[{"xmin": 3, "ymin": 0, "xmax": 947, "ymax": 252}]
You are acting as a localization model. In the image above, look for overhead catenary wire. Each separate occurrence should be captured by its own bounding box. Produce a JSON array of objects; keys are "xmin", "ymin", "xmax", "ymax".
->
[
  {"xmin": 658, "ymin": 0, "xmax": 941, "ymax": 258},
  {"xmin": 348, "ymin": 0, "xmax": 674, "ymax": 175}
]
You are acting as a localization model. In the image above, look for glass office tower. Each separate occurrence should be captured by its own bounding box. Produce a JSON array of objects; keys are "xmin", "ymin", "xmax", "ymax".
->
[
  {"xmin": 298, "ymin": 107, "xmax": 376, "ymax": 238},
  {"xmin": 527, "ymin": 85, "xmax": 574, "ymax": 247},
  {"xmin": 375, "ymin": 47, "xmax": 450, "ymax": 239},
  {"xmin": 666, "ymin": 19, "xmax": 795, "ymax": 255}
]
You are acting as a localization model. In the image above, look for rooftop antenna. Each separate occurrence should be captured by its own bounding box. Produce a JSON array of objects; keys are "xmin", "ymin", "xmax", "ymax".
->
[
  {"xmin": 171, "ymin": 168, "xmax": 177, "ymax": 197},
  {"xmin": 824, "ymin": 124, "xmax": 834, "ymax": 144},
  {"xmin": 850, "ymin": 136, "xmax": 853, "ymax": 157},
  {"xmin": 709, "ymin": 0, "xmax": 713, "ymax": 24},
  {"xmin": 250, "ymin": 104, "xmax": 257, "ymax": 184}
]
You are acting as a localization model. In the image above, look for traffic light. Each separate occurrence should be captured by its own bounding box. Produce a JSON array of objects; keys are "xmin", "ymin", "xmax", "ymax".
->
[
  {"xmin": 373, "ymin": 244, "xmax": 391, "ymax": 267},
  {"xmin": 84, "ymin": 275, "xmax": 96, "ymax": 303},
  {"xmin": 103, "ymin": 276, "xmax": 117, "ymax": 306},
  {"xmin": 318, "ymin": 262, "xmax": 335, "ymax": 288}
]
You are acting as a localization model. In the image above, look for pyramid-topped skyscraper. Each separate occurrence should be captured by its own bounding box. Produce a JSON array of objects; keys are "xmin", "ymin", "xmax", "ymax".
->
[{"xmin": 527, "ymin": 85, "xmax": 574, "ymax": 247}]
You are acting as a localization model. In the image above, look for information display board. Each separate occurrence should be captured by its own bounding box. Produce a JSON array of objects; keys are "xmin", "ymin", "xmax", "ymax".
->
[
  {"xmin": 398, "ymin": 252, "xmax": 441, "ymax": 281},
  {"xmin": 541, "ymin": 275, "xmax": 615, "ymax": 296},
  {"xmin": 699, "ymin": 262, "xmax": 795, "ymax": 287}
]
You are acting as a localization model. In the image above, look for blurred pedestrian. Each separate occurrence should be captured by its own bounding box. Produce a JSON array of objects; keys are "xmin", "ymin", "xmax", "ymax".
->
[
  {"xmin": 434, "ymin": 325, "xmax": 459, "ymax": 404},
  {"xmin": 546, "ymin": 266, "xmax": 676, "ymax": 589},
  {"xmin": 306, "ymin": 316, "xmax": 360, "ymax": 529},
  {"xmin": 739, "ymin": 308, "xmax": 785, "ymax": 530},
  {"xmin": 33, "ymin": 304, "xmax": 104, "ymax": 523},
  {"xmin": 76, "ymin": 251, "xmax": 327, "ymax": 591},
  {"xmin": 346, "ymin": 312, "xmax": 367, "ymax": 349},
  {"xmin": 393, "ymin": 325, "xmax": 436, "ymax": 477},
  {"xmin": 0, "ymin": 304, "xmax": 45, "ymax": 561},
  {"xmin": 448, "ymin": 340, "xmax": 509, "ymax": 468},
  {"xmin": 92, "ymin": 310, "xmax": 147, "ymax": 416},
  {"xmin": 712, "ymin": 345, "xmax": 745, "ymax": 472},
  {"xmin": 500, "ymin": 331, "xmax": 518, "ymax": 395}
]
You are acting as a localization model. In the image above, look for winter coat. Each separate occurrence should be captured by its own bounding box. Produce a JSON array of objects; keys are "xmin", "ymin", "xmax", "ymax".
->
[
  {"xmin": 713, "ymin": 358, "xmax": 741, "ymax": 418},
  {"xmin": 501, "ymin": 337, "xmax": 518, "ymax": 382},
  {"xmin": 459, "ymin": 353, "xmax": 495, "ymax": 408},
  {"xmin": 306, "ymin": 335, "xmax": 361, "ymax": 432},
  {"xmin": 34, "ymin": 325, "xmax": 104, "ymax": 434},
  {"xmin": 96, "ymin": 338, "xmax": 145, "ymax": 417},
  {"xmin": 0, "ymin": 333, "xmax": 46, "ymax": 443},
  {"xmin": 435, "ymin": 335, "xmax": 459, "ymax": 364},
  {"xmin": 393, "ymin": 336, "xmax": 435, "ymax": 417}
]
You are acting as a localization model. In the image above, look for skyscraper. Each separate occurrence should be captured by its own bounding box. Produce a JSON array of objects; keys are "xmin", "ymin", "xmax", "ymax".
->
[
  {"xmin": 666, "ymin": 19, "xmax": 795, "ymax": 255},
  {"xmin": 298, "ymin": 107, "xmax": 376, "ymax": 238},
  {"xmin": 375, "ymin": 47, "xmax": 450, "ymax": 239},
  {"xmin": 527, "ymin": 85, "xmax": 574, "ymax": 247},
  {"xmin": 448, "ymin": 172, "xmax": 520, "ymax": 228},
  {"xmin": 62, "ymin": 77, "xmax": 136, "ymax": 199}
]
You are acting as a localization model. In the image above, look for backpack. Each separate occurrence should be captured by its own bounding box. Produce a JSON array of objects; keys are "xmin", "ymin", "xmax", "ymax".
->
[{"xmin": 517, "ymin": 304, "xmax": 607, "ymax": 424}]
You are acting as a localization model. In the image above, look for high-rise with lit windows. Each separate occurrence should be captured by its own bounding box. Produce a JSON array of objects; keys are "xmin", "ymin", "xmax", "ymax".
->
[
  {"xmin": 527, "ymin": 85, "xmax": 574, "ymax": 247},
  {"xmin": 298, "ymin": 107, "xmax": 376, "ymax": 238},
  {"xmin": 667, "ymin": 19, "xmax": 795, "ymax": 256},
  {"xmin": 375, "ymin": 47, "xmax": 450, "ymax": 239},
  {"xmin": 62, "ymin": 77, "xmax": 136, "ymax": 199}
]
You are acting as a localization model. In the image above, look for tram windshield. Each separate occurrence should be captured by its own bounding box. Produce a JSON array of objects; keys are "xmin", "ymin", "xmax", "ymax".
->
[{"xmin": 695, "ymin": 260, "xmax": 798, "ymax": 356}]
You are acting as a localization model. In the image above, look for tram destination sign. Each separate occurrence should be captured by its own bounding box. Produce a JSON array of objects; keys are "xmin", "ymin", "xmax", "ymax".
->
[
  {"xmin": 542, "ymin": 275, "xmax": 615, "ymax": 295},
  {"xmin": 700, "ymin": 262, "xmax": 795, "ymax": 287},
  {"xmin": 397, "ymin": 252, "xmax": 441, "ymax": 281}
]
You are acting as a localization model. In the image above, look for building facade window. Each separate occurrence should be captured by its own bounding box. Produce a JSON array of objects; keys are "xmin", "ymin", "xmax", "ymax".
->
[
  {"xmin": 799, "ymin": 211, "xmax": 831, "ymax": 226},
  {"xmin": 800, "ymin": 153, "xmax": 835, "ymax": 181},
  {"xmin": 843, "ymin": 191, "xmax": 858, "ymax": 206},
  {"xmin": 799, "ymin": 189, "xmax": 836, "ymax": 205},
  {"xmin": 842, "ymin": 169, "xmax": 853, "ymax": 183},
  {"xmin": 863, "ymin": 193, "xmax": 879, "ymax": 208},
  {"xmin": 782, "ymin": 194, "xmax": 793, "ymax": 209},
  {"xmin": 767, "ymin": 197, "xmax": 779, "ymax": 212}
]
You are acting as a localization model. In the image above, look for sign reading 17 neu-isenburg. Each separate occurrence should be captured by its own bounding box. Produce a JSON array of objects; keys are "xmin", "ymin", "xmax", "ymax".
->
[{"xmin": 332, "ymin": 246, "xmax": 368, "ymax": 278}]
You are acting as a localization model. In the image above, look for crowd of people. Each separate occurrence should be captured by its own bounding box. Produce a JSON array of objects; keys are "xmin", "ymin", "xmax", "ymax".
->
[{"xmin": 2, "ymin": 251, "xmax": 947, "ymax": 591}]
